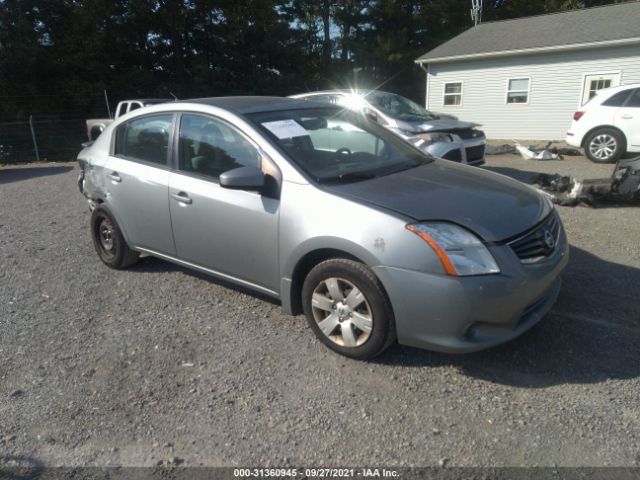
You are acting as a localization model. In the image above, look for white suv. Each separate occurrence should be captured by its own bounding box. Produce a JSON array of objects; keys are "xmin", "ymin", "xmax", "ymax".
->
[{"xmin": 566, "ymin": 84, "xmax": 640, "ymax": 163}]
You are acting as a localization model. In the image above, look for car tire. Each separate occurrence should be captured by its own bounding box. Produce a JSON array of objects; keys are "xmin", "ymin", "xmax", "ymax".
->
[
  {"xmin": 302, "ymin": 259, "xmax": 396, "ymax": 360},
  {"xmin": 91, "ymin": 206, "xmax": 139, "ymax": 269},
  {"xmin": 584, "ymin": 128, "xmax": 625, "ymax": 164}
]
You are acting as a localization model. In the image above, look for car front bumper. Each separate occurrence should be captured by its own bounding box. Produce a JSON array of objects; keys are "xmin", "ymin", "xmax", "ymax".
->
[
  {"xmin": 372, "ymin": 226, "xmax": 569, "ymax": 353},
  {"xmin": 423, "ymin": 134, "xmax": 486, "ymax": 166}
]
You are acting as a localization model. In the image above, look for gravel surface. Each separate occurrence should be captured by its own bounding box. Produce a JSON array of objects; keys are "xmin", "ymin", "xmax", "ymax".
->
[{"xmin": 1, "ymin": 155, "xmax": 639, "ymax": 468}]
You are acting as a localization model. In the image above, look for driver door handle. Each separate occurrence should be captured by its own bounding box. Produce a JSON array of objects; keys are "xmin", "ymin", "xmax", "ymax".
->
[
  {"xmin": 171, "ymin": 192, "xmax": 192, "ymax": 204},
  {"xmin": 107, "ymin": 172, "xmax": 121, "ymax": 182}
]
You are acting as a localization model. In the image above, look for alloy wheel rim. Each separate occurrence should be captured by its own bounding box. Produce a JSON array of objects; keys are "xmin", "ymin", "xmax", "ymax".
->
[
  {"xmin": 589, "ymin": 134, "xmax": 617, "ymax": 160},
  {"xmin": 311, "ymin": 277, "xmax": 373, "ymax": 348},
  {"xmin": 98, "ymin": 218, "xmax": 115, "ymax": 252}
]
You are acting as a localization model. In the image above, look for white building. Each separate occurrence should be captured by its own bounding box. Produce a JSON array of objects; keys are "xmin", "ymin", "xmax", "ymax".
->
[{"xmin": 415, "ymin": 2, "xmax": 640, "ymax": 140}]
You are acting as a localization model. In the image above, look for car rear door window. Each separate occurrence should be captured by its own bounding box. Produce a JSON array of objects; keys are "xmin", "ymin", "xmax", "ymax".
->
[
  {"xmin": 114, "ymin": 114, "xmax": 173, "ymax": 166},
  {"xmin": 178, "ymin": 114, "xmax": 261, "ymax": 180},
  {"xmin": 625, "ymin": 89, "xmax": 640, "ymax": 108},
  {"xmin": 602, "ymin": 90, "xmax": 632, "ymax": 107}
]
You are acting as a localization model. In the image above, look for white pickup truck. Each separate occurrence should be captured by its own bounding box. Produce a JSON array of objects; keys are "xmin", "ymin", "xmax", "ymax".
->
[{"xmin": 86, "ymin": 98, "xmax": 172, "ymax": 140}]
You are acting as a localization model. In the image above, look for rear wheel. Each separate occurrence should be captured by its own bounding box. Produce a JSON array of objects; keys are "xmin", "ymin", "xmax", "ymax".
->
[
  {"xmin": 91, "ymin": 206, "xmax": 139, "ymax": 269},
  {"xmin": 302, "ymin": 259, "xmax": 395, "ymax": 360},
  {"xmin": 584, "ymin": 128, "xmax": 625, "ymax": 164}
]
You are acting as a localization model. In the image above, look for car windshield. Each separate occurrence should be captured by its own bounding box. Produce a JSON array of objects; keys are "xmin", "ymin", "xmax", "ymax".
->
[
  {"xmin": 365, "ymin": 91, "xmax": 438, "ymax": 122},
  {"xmin": 248, "ymin": 107, "xmax": 432, "ymax": 184}
]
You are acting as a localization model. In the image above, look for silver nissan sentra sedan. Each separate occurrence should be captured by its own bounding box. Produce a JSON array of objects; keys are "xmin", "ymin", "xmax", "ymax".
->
[{"xmin": 77, "ymin": 96, "xmax": 569, "ymax": 360}]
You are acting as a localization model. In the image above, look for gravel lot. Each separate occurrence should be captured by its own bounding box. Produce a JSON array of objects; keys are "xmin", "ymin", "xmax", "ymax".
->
[{"xmin": 1, "ymin": 153, "xmax": 639, "ymax": 468}]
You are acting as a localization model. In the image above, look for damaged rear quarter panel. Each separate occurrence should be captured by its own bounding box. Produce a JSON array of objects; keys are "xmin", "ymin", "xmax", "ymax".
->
[{"xmin": 77, "ymin": 124, "xmax": 115, "ymax": 201}]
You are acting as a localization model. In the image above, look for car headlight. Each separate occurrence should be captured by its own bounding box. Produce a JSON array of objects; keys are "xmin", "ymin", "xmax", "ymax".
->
[
  {"xmin": 406, "ymin": 223, "xmax": 500, "ymax": 276},
  {"xmin": 407, "ymin": 132, "xmax": 451, "ymax": 147}
]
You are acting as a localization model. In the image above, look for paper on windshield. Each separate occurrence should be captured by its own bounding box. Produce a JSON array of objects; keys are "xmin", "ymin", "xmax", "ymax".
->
[{"xmin": 262, "ymin": 119, "xmax": 308, "ymax": 139}]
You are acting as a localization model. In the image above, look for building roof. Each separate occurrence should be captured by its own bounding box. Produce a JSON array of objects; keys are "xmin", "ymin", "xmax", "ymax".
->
[{"xmin": 416, "ymin": 1, "xmax": 640, "ymax": 64}]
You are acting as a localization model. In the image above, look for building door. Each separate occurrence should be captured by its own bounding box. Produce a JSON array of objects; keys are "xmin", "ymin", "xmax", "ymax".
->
[{"xmin": 582, "ymin": 73, "xmax": 621, "ymax": 105}]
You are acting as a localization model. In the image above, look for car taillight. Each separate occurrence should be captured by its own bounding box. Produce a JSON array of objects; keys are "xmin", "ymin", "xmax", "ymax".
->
[{"xmin": 573, "ymin": 111, "xmax": 584, "ymax": 121}]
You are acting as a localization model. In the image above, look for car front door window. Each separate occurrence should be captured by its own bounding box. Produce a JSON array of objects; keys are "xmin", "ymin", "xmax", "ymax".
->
[{"xmin": 178, "ymin": 114, "xmax": 261, "ymax": 180}]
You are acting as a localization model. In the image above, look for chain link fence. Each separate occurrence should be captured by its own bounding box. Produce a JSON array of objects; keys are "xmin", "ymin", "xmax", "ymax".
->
[{"xmin": 0, "ymin": 93, "xmax": 111, "ymax": 164}]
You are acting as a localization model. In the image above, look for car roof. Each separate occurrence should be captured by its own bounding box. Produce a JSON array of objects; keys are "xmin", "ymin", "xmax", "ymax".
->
[
  {"xmin": 181, "ymin": 96, "xmax": 331, "ymax": 114},
  {"xmin": 290, "ymin": 89, "xmax": 394, "ymax": 98},
  {"xmin": 128, "ymin": 98, "xmax": 174, "ymax": 104}
]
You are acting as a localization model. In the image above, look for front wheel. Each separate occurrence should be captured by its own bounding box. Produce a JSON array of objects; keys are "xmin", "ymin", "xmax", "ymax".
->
[
  {"xmin": 90, "ymin": 206, "xmax": 139, "ymax": 269},
  {"xmin": 584, "ymin": 128, "xmax": 625, "ymax": 164},
  {"xmin": 302, "ymin": 259, "xmax": 395, "ymax": 360}
]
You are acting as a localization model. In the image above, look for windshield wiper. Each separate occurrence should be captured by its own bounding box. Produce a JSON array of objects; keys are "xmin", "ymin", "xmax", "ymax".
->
[
  {"xmin": 319, "ymin": 163, "xmax": 421, "ymax": 184},
  {"xmin": 378, "ymin": 163, "xmax": 421, "ymax": 176},
  {"xmin": 398, "ymin": 113, "xmax": 434, "ymax": 121},
  {"xmin": 318, "ymin": 171, "xmax": 379, "ymax": 184}
]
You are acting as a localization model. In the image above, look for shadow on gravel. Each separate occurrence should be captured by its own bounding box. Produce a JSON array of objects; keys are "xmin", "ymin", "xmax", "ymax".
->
[
  {"xmin": 132, "ymin": 256, "xmax": 281, "ymax": 306},
  {"xmin": 483, "ymin": 165, "xmax": 546, "ymax": 183},
  {"xmin": 0, "ymin": 165, "xmax": 74, "ymax": 184},
  {"xmin": 0, "ymin": 456, "xmax": 44, "ymax": 479},
  {"xmin": 378, "ymin": 246, "xmax": 640, "ymax": 388}
]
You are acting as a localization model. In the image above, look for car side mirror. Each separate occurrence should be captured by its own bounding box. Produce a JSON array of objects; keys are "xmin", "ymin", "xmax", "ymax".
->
[{"xmin": 219, "ymin": 166, "xmax": 265, "ymax": 191}]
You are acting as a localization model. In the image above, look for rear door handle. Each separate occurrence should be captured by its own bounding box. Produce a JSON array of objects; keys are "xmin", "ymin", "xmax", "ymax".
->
[
  {"xmin": 107, "ymin": 172, "xmax": 121, "ymax": 182},
  {"xmin": 621, "ymin": 115, "xmax": 634, "ymax": 119},
  {"xmin": 171, "ymin": 192, "xmax": 192, "ymax": 204}
]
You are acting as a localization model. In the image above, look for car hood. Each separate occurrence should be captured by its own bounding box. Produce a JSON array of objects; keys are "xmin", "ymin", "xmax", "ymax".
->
[
  {"xmin": 325, "ymin": 161, "xmax": 551, "ymax": 242},
  {"xmin": 396, "ymin": 117, "xmax": 480, "ymax": 134}
]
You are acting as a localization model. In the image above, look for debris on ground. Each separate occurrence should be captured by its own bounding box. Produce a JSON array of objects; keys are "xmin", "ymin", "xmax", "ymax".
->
[
  {"xmin": 487, "ymin": 141, "xmax": 582, "ymax": 158},
  {"xmin": 533, "ymin": 156, "xmax": 640, "ymax": 207},
  {"xmin": 485, "ymin": 144, "xmax": 517, "ymax": 155},
  {"xmin": 515, "ymin": 142, "xmax": 559, "ymax": 161},
  {"xmin": 551, "ymin": 146, "xmax": 582, "ymax": 157},
  {"xmin": 9, "ymin": 389, "xmax": 23, "ymax": 399}
]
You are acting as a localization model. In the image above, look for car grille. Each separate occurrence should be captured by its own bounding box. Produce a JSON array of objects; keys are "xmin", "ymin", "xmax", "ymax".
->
[
  {"xmin": 509, "ymin": 212, "xmax": 561, "ymax": 263},
  {"xmin": 465, "ymin": 144, "xmax": 485, "ymax": 162},
  {"xmin": 442, "ymin": 149, "xmax": 462, "ymax": 162}
]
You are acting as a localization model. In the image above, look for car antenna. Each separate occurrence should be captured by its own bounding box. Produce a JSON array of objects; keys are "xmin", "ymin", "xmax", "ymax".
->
[{"xmin": 169, "ymin": 92, "xmax": 179, "ymax": 101}]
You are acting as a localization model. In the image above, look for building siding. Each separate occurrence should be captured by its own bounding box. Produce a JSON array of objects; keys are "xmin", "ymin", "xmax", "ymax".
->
[{"xmin": 425, "ymin": 45, "xmax": 640, "ymax": 140}]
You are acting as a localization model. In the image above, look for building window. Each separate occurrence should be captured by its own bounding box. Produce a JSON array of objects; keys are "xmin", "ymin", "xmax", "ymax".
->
[
  {"xmin": 581, "ymin": 73, "xmax": 620, "ymax": 105},
  {"xmin": 443, "ymin": 82, "xmax": 462, "ymax": 106},
  {"xmin": 507, "ymin": 78, "xmax": 530, "ymax": 104}
]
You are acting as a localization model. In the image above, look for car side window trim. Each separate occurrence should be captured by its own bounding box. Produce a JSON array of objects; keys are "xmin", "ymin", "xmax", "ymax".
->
[
  {"xmin": 171, "ymin": 111, "xmax": 282, "ymax": 192},
  {"xmin": 110, "ymin": 112, "xmax": 177, "ymax": 170}
]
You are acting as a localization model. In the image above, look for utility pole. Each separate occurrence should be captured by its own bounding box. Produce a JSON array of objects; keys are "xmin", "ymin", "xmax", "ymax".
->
[{"xmin": 471, "ymin": 0, "xmax": 482, "ymax": 26}]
